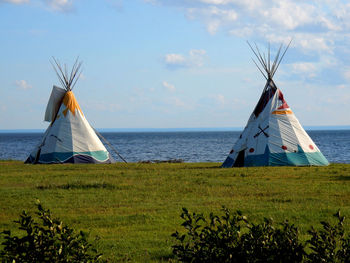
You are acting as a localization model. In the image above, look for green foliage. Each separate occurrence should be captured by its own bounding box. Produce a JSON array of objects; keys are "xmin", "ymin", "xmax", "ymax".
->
[
  {"xmin": 306, "ymin": 210, "xmax": 350, "ymax": 263},
  {"xmin": 0, "ymin": 201, "xmax": 104, "ymax": 263},
  {"xmin": 242, "ymin": 218, "xmax": 304, "ymax": 262},
  {"xmin": 172, "ymin": 208, "xmax": 350, "ymax": 263}
]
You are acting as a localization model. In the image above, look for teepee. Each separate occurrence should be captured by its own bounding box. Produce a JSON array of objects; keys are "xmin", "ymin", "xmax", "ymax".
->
[
  {"xmin": 222, "ymin": 42, "xmax": 329, "ymax": 167},
  {"xmin": 25, "ymin": 58, "xmax": 114, "ymax": 164}
]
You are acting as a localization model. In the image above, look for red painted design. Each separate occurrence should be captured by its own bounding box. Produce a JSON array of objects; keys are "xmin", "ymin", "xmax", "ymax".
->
[
  {"xmin": 309, "ymin": 145, "xmax": 314, "ymax": 150},
  {"xmin": 277, "ymin": 90, "xmax": 290, "ymax": 110},
  {"xmin": 249, "ymin": 148, "xmax": 254, "ymax": 153},
  {"xmin": 281, "ymin": 145, "xmax": 287, "ymax": 150}
]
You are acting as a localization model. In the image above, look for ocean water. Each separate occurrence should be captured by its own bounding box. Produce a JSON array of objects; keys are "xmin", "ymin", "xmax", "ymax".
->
[{"xmin": 0, "ymin": 130, "xmax": 349, "ymax": 163}]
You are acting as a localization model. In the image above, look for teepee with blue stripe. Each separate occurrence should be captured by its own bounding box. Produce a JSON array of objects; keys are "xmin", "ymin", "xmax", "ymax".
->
[
  {"xmin": 25, "ymin": 58, "xmax": 114, "ymax": 164},
  {"xmin": 222, "ymin": 42, "xmax": 329, "ymax": 167}
]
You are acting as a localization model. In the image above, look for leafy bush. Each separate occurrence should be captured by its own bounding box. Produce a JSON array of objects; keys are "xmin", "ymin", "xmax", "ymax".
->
[
  {"xmin": 0, "ymin": 201, "xmax": 104, "ymax": 263},
  {"xmin": 172, "ymin": 207, "xmax": 248, "ymax": 263},
  {"xmin": 172, "ymin": 207, "xmax": 350, "ymax": 263},
  {"xmin": 306, "ymin": 210, "xmax": 350, "ymax": 263}
]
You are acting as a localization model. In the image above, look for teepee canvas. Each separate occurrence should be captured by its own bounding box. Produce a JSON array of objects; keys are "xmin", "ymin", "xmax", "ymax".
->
[
  {"xmin": 222, "ymin": 42, "xmax": 329, "ymax": 167},
  {"xmin": 25, "ymin": 59, "xmax": 114, "ymax": 164}
]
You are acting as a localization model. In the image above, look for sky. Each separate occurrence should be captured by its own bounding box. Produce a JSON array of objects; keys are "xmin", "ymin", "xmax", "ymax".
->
[{"xmin": 0, "ymin": 0, "xmax": 350, "ymax": 130}]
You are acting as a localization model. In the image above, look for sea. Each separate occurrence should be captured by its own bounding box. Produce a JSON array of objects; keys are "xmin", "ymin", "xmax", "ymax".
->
[{"xmin": 0, "ymin": 130, "xmax": 349, "ymax": 163}]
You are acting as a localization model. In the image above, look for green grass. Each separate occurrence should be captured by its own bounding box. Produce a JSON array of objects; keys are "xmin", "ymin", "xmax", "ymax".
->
[{"xmin": 1, "ymin": 161, "xmax": 350, "ymax": 262}]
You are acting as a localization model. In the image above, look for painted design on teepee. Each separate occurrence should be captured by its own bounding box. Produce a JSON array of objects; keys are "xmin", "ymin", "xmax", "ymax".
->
[
  {"xmin": 62, "ymin": 91, "xmax": 83, "ymax": 117},
  {"xmin": 272, "ymin": 110, "xmax": 293, "ymax": 115},
  {"xmin": 25, "ymin": 58, "xmax": 115, "ymax": 164},
  {"xmin": 222, "ymin": 42, "xmax": 329, "ymax": 168},
  {"xmin": 277, "ymin": 90, "xmax": 289, "ymax": 109},
  {"xmin": 272, "ymin": 90, "xmax": 292, "ymax": 115}
]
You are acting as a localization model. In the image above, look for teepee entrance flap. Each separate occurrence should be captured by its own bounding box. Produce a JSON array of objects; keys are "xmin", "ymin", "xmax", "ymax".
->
[{"xmin": 44, "ymin": 85, "xmax": 66, "ymax": 122}]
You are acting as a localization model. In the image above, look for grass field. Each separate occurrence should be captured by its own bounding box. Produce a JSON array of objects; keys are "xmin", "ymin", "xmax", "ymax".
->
[{"xmin": 1, "ymin": 161, "xmax": 350, "ymax": 262}]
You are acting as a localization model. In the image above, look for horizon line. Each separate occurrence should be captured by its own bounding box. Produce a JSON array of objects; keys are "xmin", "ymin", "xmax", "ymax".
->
[{"xmin": 0, "ymin": 125, "xmax": 350, "ymax": 133}]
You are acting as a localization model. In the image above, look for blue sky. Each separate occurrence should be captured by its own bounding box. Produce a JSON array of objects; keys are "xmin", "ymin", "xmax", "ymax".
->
[{"xmin": 1, "ymin": 0, "xmax": 349, "ymax": 129}]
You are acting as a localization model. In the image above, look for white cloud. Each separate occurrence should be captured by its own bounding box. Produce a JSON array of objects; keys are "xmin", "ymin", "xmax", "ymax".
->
[
  {"xmin": 149, "ymin": 0, "xmax": 350, "ymax": 86},
  {"xmin": 215, "ymin": 94, "xmax": 225, "ymax": 105},
  {"xmin": 79, "ymin": 73, "xmax": 86, "ymax": 80},
  {"xmin": 162, "ymin": 81, "xmax": 176, "ymax": 92},
  {"xmin": 164, "ymin": 53, "xmax": 186, "ymax": 67},
  {"xmin": 189, "ymin": 49, "xmax": 206, "ymax": 67},
  {"xmin": 164, "ymin": 49, "xmax": 207, "ymax": 69},
  {"xmin": 343, "ymin": 69, "xmax": 350, "ymax": 81},
  {"xmin": 147, "ymin": 1, "xmax": 348, "ymax": 54},
  {"xmin": 186, "ymin": 5, "xmax": 238, "ymax": 35},
  {"xmin": 1, "ymin": 0, "xmax": 74, "ymax": 11},
  {"xmin": 297, "ymin": 36, "xmax": 331, "ymax": 53},
  {"xmin": 199, "ymin": 0, "xmax": 231, "ymax": 4},
  {"xmin": 260, "ymin": 1, "xmax": 315, "ymax": 30},
  {"xmin": 45, "ymin": 0, "xmax": 73, "ymax": 12},
  {"xmin": 1, "ymin": 0, "xmax": 29, "ymax": 4},
  {"xmin": 173, "ymin": 97, "xmax": 185, "ymax": 107},
  {"xmin": 290, "ymin": 62, "xmax": 317, "ymax": 78},
  {"xmin": 207, "ymin": 20, "xmax": 220, "ymax": 34},
  {"xmin": 15, "ymin": 80, "xmax": 32, "ymax": 90},
  {"xmin": 336, "ymin": 84, "xmax": 347, "ymax": 90}
]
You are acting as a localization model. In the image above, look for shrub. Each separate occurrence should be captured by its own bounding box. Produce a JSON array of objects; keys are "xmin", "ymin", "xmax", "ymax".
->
[
  {"xmin": 172, "ymin": 207, "xmax": 304, "ymax": 263},
  {"xmin": 172, "ymin": 207, "xmax": 247, "ymax": 262},
  {"xmin": 306, "ymin": 210, "xmax": 350, "ymax": 263},
  {"xmin": 172, "ymin": 207, "xmax": 350, "ymax": 263},
  {"xmin": 0, "ymin": 201, "xmax": 104, "ymax": 263}
]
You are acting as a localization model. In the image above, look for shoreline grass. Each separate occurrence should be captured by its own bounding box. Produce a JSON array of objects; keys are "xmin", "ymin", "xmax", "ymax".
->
[{"xmin": 1, "ymin": 161, "xmax": 350, "ymax": 262}]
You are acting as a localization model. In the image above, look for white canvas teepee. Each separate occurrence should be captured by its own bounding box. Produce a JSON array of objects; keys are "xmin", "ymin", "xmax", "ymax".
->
[
  {"xmin": 25, "ymin": 58, "xmax": 114, "ymax": 164},
  {"xmin": 222, "ymin": 42, "xmax": 329, "ymax": 167}
]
